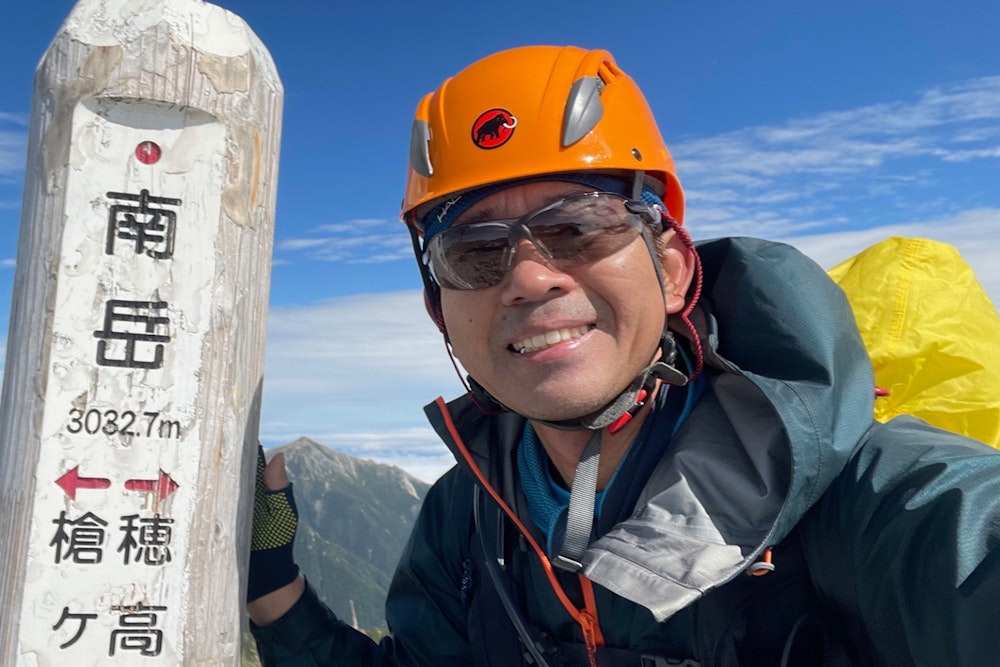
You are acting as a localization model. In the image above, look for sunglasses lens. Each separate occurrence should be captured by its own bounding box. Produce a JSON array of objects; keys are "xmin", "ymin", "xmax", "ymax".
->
[
  {"xmin": 427, "ymin": 193, "xmax": 643, "ymax": 290},
  {"xmin": 528, "ymin": 196, "xmax": 639, "ymax": 261},
  {"xmin": 428, "ymin": 223, "xmax": 510, "ymax": 290}
]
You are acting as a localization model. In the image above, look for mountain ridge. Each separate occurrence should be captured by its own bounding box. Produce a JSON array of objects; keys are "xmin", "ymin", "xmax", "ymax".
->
[{"xmin": 269, "ymin": 436, "xmax": 432, "ymax": 631}]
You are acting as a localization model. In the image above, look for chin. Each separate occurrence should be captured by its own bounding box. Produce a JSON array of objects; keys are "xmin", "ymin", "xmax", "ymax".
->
[{"xmin": 502, "ymin": 393, "xmax": 611, "ymax": 423}]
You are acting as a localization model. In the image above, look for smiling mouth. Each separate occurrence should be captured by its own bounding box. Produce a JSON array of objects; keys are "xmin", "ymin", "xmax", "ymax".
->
[{"xmin": 510, "ymin": 325, "xmax": 593, "ymax": 354}]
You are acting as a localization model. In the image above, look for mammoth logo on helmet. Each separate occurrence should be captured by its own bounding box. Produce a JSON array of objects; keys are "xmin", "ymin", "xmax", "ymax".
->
[{"xmin": 471, "ymin": 108, "xmax": 517, "ymax": 149}]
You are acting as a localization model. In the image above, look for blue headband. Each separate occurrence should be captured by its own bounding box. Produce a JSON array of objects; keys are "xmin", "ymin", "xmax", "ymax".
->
[{"xmin": 422, "ymin": 173, "xmax": 665, "ymax": 245}]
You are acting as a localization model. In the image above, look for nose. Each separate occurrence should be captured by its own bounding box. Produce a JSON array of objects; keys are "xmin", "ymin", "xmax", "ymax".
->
[{"xmin": 498, "ymin": 238, "xmax": 575, "ymax": 306}]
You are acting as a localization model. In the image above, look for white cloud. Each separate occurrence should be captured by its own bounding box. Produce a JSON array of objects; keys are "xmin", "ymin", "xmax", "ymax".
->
[
  {"xmin": 779, "ymin": 208, "xmax": 1000, "ymax": 303},
  {"xmin": 278, "ymin": 238, "xmax": 328, "ymax": 251},
  {"xmin": 263, "ymin": 428, "xmax": 455, "ymax": 484},
  {"xmin": 937, "ymin": 146, "xmax": 1000, "ymax": 161},
  {"xmin": 258, "ymin": 290, "xmax": 464, "ymax": 481},
  {"xmin": 0, "ymin": 113, "xmax": 28, "ymax": 124},
  {"xmin": 672, "ymin": 75, "xmax": 1000, "ymax": 240},
  {"xmin": 0, "ymin": 114, "xmax": 29, "ymax": 176},
  {"xmin": 313, "ymin": 218, "xmax": 387, "ymax": 233},
  {"xmin": 276, "ymin": 218, "xmax": 412, "ymax": 263}
]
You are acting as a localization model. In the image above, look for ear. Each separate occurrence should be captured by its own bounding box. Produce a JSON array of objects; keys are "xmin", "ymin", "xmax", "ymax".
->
[{"xmin": 659, "ymin": 231, "xmax": 697, "ymax": 315}]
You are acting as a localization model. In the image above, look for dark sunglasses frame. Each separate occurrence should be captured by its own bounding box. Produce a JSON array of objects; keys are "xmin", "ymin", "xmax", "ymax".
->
[{"xmin": 423, "ymin": 191, "xmax": 663, "ymax": 290}]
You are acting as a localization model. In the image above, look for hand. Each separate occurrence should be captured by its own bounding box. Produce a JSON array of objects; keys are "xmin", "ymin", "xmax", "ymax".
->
[{"xmin": 247, "ymin": 446, "xmax": 300, "ymax": 603}]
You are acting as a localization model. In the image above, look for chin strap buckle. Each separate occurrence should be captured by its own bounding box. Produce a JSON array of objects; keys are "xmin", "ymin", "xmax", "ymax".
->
[
  {"xmin": 652, "ymin": 331, "xmax": 690, "ymax": 387},
  {"xmin": 650, "ymin": 360, "xmax": 688, "ymax": 387},
  {"xmin": 607, "ymin": 388, "xmax": 648, "ymax": 435}
]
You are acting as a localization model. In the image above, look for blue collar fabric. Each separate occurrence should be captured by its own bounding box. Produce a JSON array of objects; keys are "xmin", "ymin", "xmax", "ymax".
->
[{"xmin": 517, "ymin": 367, "xmax": 706, "ymax": 556}]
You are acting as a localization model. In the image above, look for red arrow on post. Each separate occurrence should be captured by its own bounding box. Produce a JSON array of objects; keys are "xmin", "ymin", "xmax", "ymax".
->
[
  {"xmin": 124, "ymin": 470, "xmax": 179, "ymax": 502},
  {"xmin": 55, "ymin": 466, "xmax": 112, "ymax": 500}
]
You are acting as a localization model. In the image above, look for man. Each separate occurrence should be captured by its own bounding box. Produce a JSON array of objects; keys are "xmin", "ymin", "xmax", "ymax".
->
[{"xmin": 247, "ymin": 45, "xmax": 1000, "ymax": 666}]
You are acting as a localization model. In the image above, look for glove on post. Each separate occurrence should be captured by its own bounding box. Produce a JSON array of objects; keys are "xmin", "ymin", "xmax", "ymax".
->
[{"xmin": 247, "ymin": 446, "xmax": 300, "ymax": 602}]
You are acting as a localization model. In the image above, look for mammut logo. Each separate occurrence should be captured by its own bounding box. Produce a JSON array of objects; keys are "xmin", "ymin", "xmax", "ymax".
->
[{"xmin": 472, "ymin": 109, "xmax": 517, "ymax": 149}]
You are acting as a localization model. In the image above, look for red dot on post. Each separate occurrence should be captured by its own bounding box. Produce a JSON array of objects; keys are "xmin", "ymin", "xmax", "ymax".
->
[{"xmin": 135, "ymin": 140, "xmax": 162, "ymax": 165}]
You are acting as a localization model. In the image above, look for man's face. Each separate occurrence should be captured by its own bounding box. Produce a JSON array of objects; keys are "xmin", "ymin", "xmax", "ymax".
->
[{"xmin": 440, "ymin": 181, "xmax": 673, "ymax": 422}]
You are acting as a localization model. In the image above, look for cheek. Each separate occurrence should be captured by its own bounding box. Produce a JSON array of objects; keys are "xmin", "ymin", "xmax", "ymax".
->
[
  {"xmin": 440, "ymin": 292, "xmax": 490, "ymax": 361},
  {"xmin": 597, "ymin": 249, "xmax": 667, "ymax": 347}
]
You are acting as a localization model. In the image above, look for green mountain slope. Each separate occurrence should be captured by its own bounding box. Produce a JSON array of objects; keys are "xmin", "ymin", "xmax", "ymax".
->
[
  {"xmin": 244, "ymin": 437, "xmax": 433, "ymax": 662},
  {"xmin": 275, "ymin": 437, "xmax": 432, "ymax": 631}
]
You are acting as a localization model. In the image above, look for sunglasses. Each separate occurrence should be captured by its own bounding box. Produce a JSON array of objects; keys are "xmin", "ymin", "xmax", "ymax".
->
[{"xmin": 424, "ymin": 192, "xmax": 662, "ymax": 290}]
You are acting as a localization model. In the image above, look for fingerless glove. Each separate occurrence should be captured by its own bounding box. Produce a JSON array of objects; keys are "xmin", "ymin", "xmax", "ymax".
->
[{"xmin": 247, "ymin": 447, "xmax": 300, "ymax": 602}]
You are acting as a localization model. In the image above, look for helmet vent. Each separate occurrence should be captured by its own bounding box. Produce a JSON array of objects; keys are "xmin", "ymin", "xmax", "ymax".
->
[
  {"xmin": 596, "ymin": 61, "xmax": 621, "ymax": 85},
  {"xmin": 409, "ymin": 119, "xmax": 433, "ymax": 177},
  {"xmin": 562, "ymin": 76, "xmax": 605, "ymax": 147}
]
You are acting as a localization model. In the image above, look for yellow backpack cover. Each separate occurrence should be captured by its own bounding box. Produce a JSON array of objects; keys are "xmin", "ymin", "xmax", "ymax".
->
[{"xmin": 828, "ymin": 237, "xmax": 1000, "ymax": 448}]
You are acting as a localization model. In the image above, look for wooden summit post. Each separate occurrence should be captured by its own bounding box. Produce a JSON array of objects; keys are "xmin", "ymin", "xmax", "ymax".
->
[{"xmin": 0, "ymin": 0, "xmax": 282, "ymax": 662}]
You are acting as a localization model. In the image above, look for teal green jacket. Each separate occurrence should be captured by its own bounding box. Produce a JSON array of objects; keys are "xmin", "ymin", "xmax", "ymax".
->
[{"xmin": 251, "ymin": 238, "xmax": 1000, "ymax": 666}]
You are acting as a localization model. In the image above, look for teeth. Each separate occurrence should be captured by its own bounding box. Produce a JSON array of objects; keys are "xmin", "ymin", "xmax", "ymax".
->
[{"xmin": 512, "ymin": 326, "xmax": 590, "ymax": 353}]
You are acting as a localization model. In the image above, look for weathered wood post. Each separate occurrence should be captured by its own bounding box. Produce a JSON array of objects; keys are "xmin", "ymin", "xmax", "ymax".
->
[{"xmin": 0, "ymin": 0, "xmax": 282, "ymax": 662}]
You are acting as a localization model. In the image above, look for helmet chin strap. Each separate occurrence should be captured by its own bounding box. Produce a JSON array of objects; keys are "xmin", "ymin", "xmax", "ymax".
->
[
  {"xmin": 548, "ymin": 331, "xmax": 690, "ymax": 573},
  {"xmin": 464, "ymin": 328, "xmax": 690, "ymax": 574}
]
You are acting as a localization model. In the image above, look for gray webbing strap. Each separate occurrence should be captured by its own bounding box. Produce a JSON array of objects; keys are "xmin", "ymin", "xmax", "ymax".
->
[
  {"xmin": 631, "ymin": 169, "xmax": 644, "ymax": 200},
  {"xmin": 553, "ymin": 430, "xmax": 602, "ymax": 572}
]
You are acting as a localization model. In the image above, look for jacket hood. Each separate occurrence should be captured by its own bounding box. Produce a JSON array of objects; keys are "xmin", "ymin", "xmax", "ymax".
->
[{"xmin": 688, "ymin": 237, "xmax": 875, "ymax": 538}]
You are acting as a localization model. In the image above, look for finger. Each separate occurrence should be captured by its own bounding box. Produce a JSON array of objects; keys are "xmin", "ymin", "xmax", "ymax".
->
[{"xmin": 264, "ymin": 452, "xmax": 290, "ymax": 491}]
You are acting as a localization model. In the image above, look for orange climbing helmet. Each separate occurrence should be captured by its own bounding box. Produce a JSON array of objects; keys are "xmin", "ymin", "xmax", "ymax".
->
[{"xmin": 402, "ymin": 45, "xmax": 685, "ymax": 228}]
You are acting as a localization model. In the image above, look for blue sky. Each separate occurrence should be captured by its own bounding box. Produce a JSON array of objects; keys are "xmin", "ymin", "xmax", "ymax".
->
[{"xmin": 2, "ymin": 0, "xmax": 1000, "ymax": 481}]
